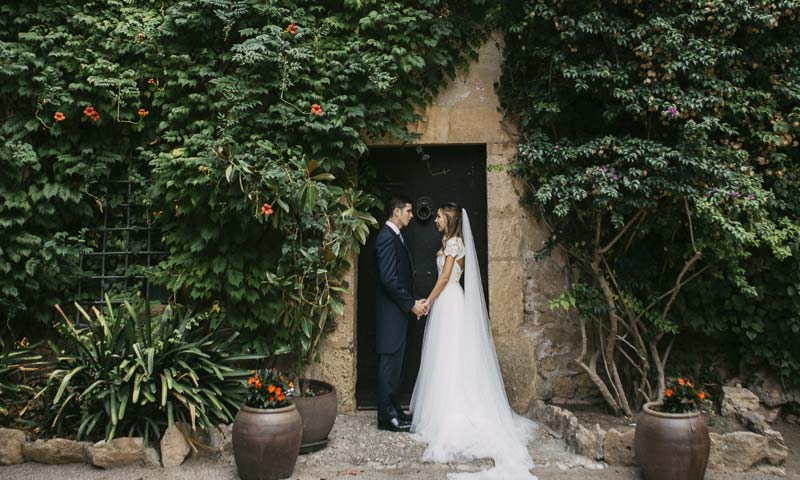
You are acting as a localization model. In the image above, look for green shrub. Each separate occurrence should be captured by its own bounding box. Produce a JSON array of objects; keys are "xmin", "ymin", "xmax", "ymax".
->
[
  {"xmin": 0, "ymin": 337, "xmax": 44, "ymax": 424},
  {"xmin": 37, "ymin": 298, "xmax": 259, "ymax": 443},
  {"xmin": 500, "ymin": 0, "xmax": 800, "ymax": 414},
  {"xmin": 0, "ymin": 1, "xmax": 493, "ymax": 366}
]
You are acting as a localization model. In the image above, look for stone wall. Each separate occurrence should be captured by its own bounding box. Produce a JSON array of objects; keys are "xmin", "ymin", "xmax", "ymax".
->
[
  {"xmin": 305, "ymin": 261, "xmax": 358, "ymax": 413},
  {"xmin": 316, "ymin": 32, "xmax": 593, "ymax": 413},
  {"xmin": 524, "ymin": 249, "xmax": 598, "ymax": 404}
]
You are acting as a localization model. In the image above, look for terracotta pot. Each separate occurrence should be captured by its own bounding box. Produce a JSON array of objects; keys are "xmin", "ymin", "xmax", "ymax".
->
[
  {"xmin": 634, "ymin": 401, "xmax": 710, "ymax": 480},
  {"xmin": 292, "ymin": 379, "xmax": 337, "ymax": 453},
  {"xmin": 232, "ymin": 403, "xmax": 302, "ymax": 480}
]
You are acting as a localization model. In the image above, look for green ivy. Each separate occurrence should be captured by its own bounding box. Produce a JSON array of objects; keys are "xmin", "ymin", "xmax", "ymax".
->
[
  {"xmin": 0, "ymin": 1, "xmax": 492, "ymax": 369},
  {"xmin": 499, "ymin": 0, "xmax": 800, "ymax": 404}
]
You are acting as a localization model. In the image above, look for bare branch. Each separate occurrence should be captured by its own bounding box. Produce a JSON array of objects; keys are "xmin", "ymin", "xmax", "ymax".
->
[
  {"xmin": 594, "ymin": 210, "xmax": 603, "ymax": 250},
  {"xmin": 642, "ymin": 265, "xmax": 711, "ymax": 315},
  {"xmin": 661, "ymin": 250, "xmax": 702, "ymax": 323},
  {"xmin": 662, "ymin": 336, "xmax": 676, "ymax": 367},
  {"xmin": 684, "ymin": 197, "xmax": 697, "ymax": 252},
  {"xmin": 600, "ymin": 208, "xmax": 646, "ymax": 255}
]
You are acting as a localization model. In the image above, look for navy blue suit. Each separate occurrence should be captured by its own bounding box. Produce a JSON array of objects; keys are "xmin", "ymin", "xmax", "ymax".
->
[{"xmin": 374, "ymin": 223, "xmax": 415, "ymax": 422}]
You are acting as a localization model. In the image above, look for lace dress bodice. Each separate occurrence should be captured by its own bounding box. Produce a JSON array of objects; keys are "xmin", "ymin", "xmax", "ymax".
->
[{"xmin": 436, "ymin": 237, "xmax": 466, "ymax": 285}]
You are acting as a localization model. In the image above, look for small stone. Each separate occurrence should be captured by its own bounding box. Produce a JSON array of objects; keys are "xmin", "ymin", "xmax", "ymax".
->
[
  {"xmin": 721, "ymin": 386, "xmax": 760, "ymax": 417},
  {"xmin": 747, "ymin": 370, "xmax": 800, "ymax": 408},
  {"xmin": 0, "ymin": 428, "xmax": 26, "ymax": 465},
  {"xmin": 736, "ymin": 409, "xmax": 769, "ymax": 435},
  {"xmin": 85, "ymin": 437, "xmax": 145, "ymax": 469},
  {"xmin": 603, "ymin": 428, "xmax": 636, "ymax": 466},
  {"xmin": 23, "ymin": 438, "xmax": 88, "ymax": 464},
  {"xmin": 571, "ymin": 423, "xmax": 604, "ymax": 460},
  {"xmin": 785, "ymin": 414, "xmax": 798, "ymax": 424},
  {"xmin": 143, "ymin": 447, "xmax": 160, "ymax": 467},
  {"xmin": 217, "ymin": 424, "xmax": 233, "ymax": 454},
  {"xmin": 760, "ymin": 406, "xmax": 781, "ymax": 423},
  {"xmin": 708, "ymin": 430, "xmax": 787, "ymax": 473},
  {"xmin": 160, "ymin": 423, "xmax": 191, "ymax": 467}
]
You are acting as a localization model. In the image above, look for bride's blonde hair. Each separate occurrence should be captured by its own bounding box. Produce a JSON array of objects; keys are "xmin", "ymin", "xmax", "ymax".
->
[{"xmin": 439, "ymin": 202, "xmax": 462, "ymax": 243}]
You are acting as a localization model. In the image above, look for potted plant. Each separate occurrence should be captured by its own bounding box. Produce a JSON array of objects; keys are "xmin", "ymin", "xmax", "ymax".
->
[
  {"xmin": 284, "ymin": 300, "xmax": 339, "ymax": 454},
  {"xmin": 256, "ymin": 179, "xmax": 376, "ymax": 454},
  {"xmin": 232, "ymin": 369, "xmax": 302, "ymax": 480},
  {"xmin": 634, "ymin": 377, "xmax": 713, "ymax": 480}
]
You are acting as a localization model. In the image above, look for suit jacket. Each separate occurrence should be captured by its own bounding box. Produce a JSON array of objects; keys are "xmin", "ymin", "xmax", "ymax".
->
[{"xmin": 374, "ymin": 223, "xmax": 415, "ymax": 354}]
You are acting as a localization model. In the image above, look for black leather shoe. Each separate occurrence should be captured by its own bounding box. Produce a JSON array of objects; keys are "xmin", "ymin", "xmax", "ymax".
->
[
  {"xmin": 396, "ymin": 410, "xmax": 413, "ymax": 423},
  {"xmin": 392, "ymin": 403, "xmax": 413, "ymax": 423},
  {"xmin": 378, "ymin": 417, "xmax": 411, "ymax": 432}
]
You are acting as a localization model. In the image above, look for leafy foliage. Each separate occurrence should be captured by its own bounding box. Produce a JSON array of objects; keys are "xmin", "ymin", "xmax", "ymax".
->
[
  {"xmin": 500, "ymin": 0, "xmax": 800, "ymax": 411},
  {"xmin": 37, "ymin": 299, "xmax": 258, "ymax": 443},
  {"xmin": 0, "ymin": 1, "xmax": 492, "ymax": 373},
  {"xmin": 244, "ymin": 368, "xmax": 294, "ymax": 409},
  {"xmin": 660, "ymin": 377, "xmax": 712, "ymax": 414},
  {"xmin": 0, "ymin": 337, "xmax": 43, "ymax": 422}
]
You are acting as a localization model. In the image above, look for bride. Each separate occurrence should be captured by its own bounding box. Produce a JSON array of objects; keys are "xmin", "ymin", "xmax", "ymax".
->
[{"xmin": 410, "ymin": 203, "xmax": 538, "ymax": 480}]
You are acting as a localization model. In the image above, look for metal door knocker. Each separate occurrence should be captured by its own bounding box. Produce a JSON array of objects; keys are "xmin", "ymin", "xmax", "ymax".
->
[{"xmin": 416, "ymin": 196, "xmax": 433, "ymax": 221}]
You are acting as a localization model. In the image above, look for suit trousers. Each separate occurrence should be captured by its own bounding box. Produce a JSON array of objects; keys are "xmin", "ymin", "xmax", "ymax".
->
[{"xmin": 376, "ymin": 337, "xmax": 406, "ymax": 422}]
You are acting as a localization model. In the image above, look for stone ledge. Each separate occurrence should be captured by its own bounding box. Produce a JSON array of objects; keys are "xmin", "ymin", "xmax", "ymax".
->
[
  {"xmin": 525, "ymin": 400, "xmax": 790, "ymax": 476},
  {"xmin": 526, "ymin": 400, "xmax": 605, "ymax": 460},
  {"xmin": 0, "ymin": 428, "xmax": 26, "ymax": 465},
  {"xmin": 22, "ymin": 438, "xmax": 89, "ymax": 464},
  {"xmin": 0, "ymin": 425, "xmax": 234, "ymax": 469}
]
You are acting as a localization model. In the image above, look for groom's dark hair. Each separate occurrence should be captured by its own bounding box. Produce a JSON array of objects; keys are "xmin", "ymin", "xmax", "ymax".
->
[{"xmin": 385, "ymin": 195, "xmax": 412, "ymax": 220}]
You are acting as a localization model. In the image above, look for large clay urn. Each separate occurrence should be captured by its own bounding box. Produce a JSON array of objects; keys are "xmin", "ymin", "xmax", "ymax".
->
[
  {"xmin": 232, "ymin": 403, "xmax": 302, "ymax": 480},
  {"xmin": 292, "ymin": 379, "xmax": 337, "ymax": 453},
  {"xmin": 634, "ymin": 401, "xmax": 710, "ymax": 480}
]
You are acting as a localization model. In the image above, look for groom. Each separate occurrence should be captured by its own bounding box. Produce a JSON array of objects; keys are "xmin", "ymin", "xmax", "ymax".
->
[{"xmin": 374, "ymin": 196, "xmax": 429, "ymax": 432}]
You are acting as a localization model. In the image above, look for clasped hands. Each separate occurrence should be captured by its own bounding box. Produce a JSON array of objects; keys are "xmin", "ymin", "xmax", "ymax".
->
[{"xmin": 412, "ymin": 299, "xmax": 430, "ymax": 319}]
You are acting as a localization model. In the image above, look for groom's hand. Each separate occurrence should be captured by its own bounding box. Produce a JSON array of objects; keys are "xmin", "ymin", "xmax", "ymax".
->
[{"xmin": 412, "ymin": 299, "xmax": 427, "ymax": 318}]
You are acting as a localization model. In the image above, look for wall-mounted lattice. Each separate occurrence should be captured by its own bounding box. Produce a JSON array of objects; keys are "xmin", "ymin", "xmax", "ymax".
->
[{"xmin": 75, "ymin": 177, "xmax": 168, "ymax": 317}]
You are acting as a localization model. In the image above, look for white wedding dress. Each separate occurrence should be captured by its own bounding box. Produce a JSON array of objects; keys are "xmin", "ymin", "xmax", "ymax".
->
[{"xmin": 410, "ymin": 210, "xmax": 538, "ymax": 480}]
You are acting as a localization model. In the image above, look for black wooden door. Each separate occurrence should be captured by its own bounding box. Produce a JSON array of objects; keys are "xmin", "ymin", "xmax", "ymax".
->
[{"xmin": 356, "ymin": 145, "xmax": 488, "ymax": 409}]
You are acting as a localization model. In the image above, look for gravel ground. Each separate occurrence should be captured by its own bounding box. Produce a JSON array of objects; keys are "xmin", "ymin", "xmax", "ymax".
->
[{"xmin": 2, "ymin": 411, "xmax": 797, "ymax": 480}]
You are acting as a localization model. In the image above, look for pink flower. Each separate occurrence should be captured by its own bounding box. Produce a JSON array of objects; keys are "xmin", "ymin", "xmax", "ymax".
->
[{"xmin": 667, "ymin": 105, "xmax": 679, "ymax": 118}]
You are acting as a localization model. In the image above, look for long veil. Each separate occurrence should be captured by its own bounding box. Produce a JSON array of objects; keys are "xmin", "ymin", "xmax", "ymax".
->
[{"xmin": 445, "ymin": 210, "xmax": 538, "ymax": 480}]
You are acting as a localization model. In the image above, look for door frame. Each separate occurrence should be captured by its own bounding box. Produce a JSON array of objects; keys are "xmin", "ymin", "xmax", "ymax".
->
[{"xmin": 354, "ymin": 144, "xmax": 489, "ymax": 409}]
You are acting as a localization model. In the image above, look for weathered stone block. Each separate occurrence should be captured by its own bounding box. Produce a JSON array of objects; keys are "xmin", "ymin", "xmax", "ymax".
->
[
  {"xmin": 486, "ymin": 167, "xmax": 523, "ymax": 213},
  {"xmin": 748, "ymin": 370, "xmax": 800, "ymax": 408},
  {"xmin": 0, "ymin": 428, "xmax": 26, "ymax": 465},
  {"xmin": 736, "ymin": 409, "xmax": 769, "ymax": 435},
  {"xmin": 22, "ymin": 438, "xmax": 88, "ymax": 464},
  {"xmin": 487, "ymin": 214, "xmax": 524, "ymax": 260},
  {"xmin": 525, "ymin": 251, "xmax": 569, "ymax": 299},
  {"xmin": 160, "ymin": 423, "xmax": 191, "ymax": 467},
  {"xmin": 708, "ymin": 430, "xmax": 787, "ymax": 474},
  {"xmin": 143, "ymin": 447, "xmax": 160, "ymax": 467},
  {"xmin": 488, "ymin": 260, "xmax": 523, "ymax": 336},
  {"xmin": 313, "ymin": 346, "xmax": 356, "ymax": 413},
  {"xmin": 721, "ymin": 386, "xmax": 760, "ymax": 416},
  {"xmin": 603, "ymin": 428, "xmax": 636, "ymax": 466},
  {"xmin": 85, "ymin": 437, "xmax": 145, "ymax": 469},
  {"xmin": 572, "ymin": 423, "xmax": 605, "ymax": 460},
  {"xmin": 446, "ymin": 105, "xmax": 510, "ymax": 144},
  {"xmin": 217, "ymin": 424, "xmax": 233, "ymax": 455},
  {"xmin": 494, "ymin": 335, "xmax": 537, "ymax": 413},
  {"xmin": 526, "ymin": 401, "xmax": 605, "ymax": 460},
  {"xmin": 487, "ymin": 142, "xmax": 518, "ymax": 160}
]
